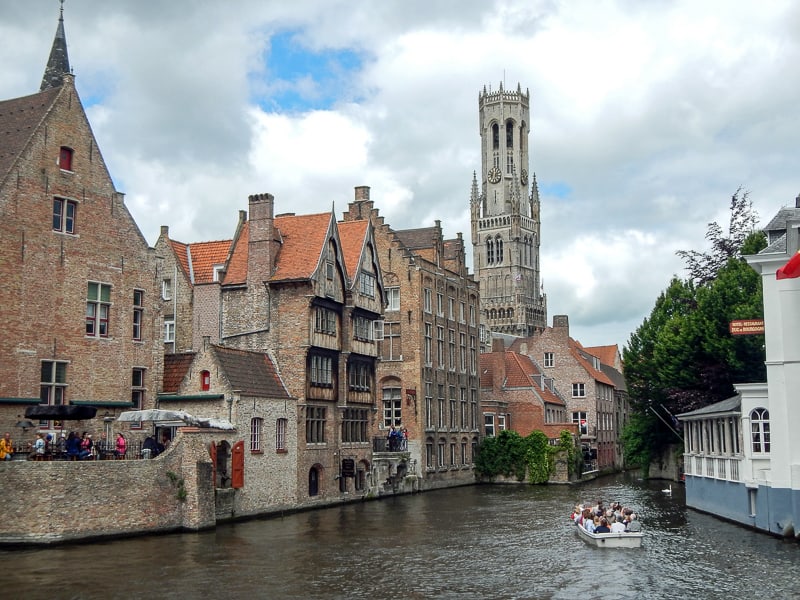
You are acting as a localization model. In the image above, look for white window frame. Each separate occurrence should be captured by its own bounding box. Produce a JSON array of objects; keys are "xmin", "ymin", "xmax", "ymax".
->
[
  {"xmin": 164, "ymin": 319, "xmax": 175, "ymax": 343},
  {"xmin": 162, "ymin": 278, "xmax": 172, "ymax": 301},
  {"xmin": 572, "ymin": 382, "xmax": 586, "ymax": 398},
  {"xmin": 386, "ymin": 287, "xmax": 400, "ymax": 311},
  {"xmin": 544, "ymin": 352, "xmax": 554, "ymax": 368}
]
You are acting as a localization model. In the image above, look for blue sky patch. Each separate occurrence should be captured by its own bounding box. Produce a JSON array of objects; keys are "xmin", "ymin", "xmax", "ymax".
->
[
  {"xmin": 258, "ymin": 29, "xmax": 363, "ymax": 112},
  {"xmin": 540, "ymin": 181, "xmax": 572, "ymax": 199}
]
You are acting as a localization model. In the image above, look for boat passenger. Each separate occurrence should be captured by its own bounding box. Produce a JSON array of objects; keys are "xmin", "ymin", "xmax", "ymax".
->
[
  {"xmin": 626, "ymin": 514, "xmax": 642, "ymax": 533},
  {"xmin": 585, "ymin": 515, "xmax": 597, "ymax": 534},
  {"xmin": 610, "ymin": 515, "xmax": 626, "ymax": 533},
  {"xmin": 594, "ymin": 518, "xmax": 611, "ymax": 534}
]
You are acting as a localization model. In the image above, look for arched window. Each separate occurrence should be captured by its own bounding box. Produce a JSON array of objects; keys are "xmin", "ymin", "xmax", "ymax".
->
[
  {"xmin": 506, "ymin": 120, "xmax": 514, "ymax": 148},
  {"xmin": 508, "ymin": 308, "xmax": 514, "ymax": 319},
  {"xmin": 498, "ymin": 308, "xmax": 505, "ymax": 319},
  {"xmin": 750, "ymin": 408, "xmax": 770, "ymax": 453},
  {"xmin": 496, "ymin": 237, "xmax": 504, "ymax": 263},
  {"xmin": 250, "ymin": 417, "xmax": 263, "ymax": 452},
  {"xmin": 276, "ymin": 418, "xmax": 287, "ymax": 452},
  {"xmin": 487, "ymin": 239, "xmax": 494, "ymax": 264},
  {"xmin": 200, "ymin": 370, "xmax": 211, "ymax": 391},
  {"xmin": 492, "ymin": 123, "xmax": 499, "ymax": 150}
]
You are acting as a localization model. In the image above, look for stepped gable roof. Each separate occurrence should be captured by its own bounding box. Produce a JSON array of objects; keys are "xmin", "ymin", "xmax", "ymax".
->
[
  {"xmin": 169, "ymin": 239, "xmax": 231, "ymax": 284},
  {"xmin": 271, "ymin": 212, "xmax": 332, "ymax": 281},
  {"xmin": 394, "ymin": 226, "xmax": 437, "ymax": 250},
  {"xmin": 213, "ymin": 346, "xmax": 291, "ymax": 399},
  {"xmin": 40, "ymin": 5, "xmax": 71, "ymax": 92},
  {"xmin": 223, "ymin": 221, "xmax": 249, "ymax": 285},
  {"xmin": 443, "ymin": 238, "xmax": 462, "ymax": 261},
  {"xmin": 570, "ymin": 339, "xmax": 615, "ymax": 386},
  {"xmin": 0, "ymin": 87, "xmax": 61, "ymax": 184},
  {"xmin": 338, "ymin": 219, "xmax": 369, "ymax": 280},
  {"xmin": 163, "ymin": 352, "xmax": 196, "ymax": 394}
]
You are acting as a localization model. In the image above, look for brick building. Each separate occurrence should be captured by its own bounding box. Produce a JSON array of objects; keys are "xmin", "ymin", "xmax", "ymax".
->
[
  {"xmin": 0, "ymin": 10, "xmax": 161, "ymax": 440},
  {"xmin": 342, "ymin": 186, "xmax": 481, "ymax": 490},
  {"xmin": 510, "ymin": 315, "xmax": 627, "ymax": 472},
  {"xmin": 479, "ymin": 339, "xmax": 573, "ymax": 440}
]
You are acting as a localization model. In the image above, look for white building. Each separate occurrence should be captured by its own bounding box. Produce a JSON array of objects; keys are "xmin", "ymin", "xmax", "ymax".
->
[{"xmin": 678, "ymin": 198, "xmax": 800, "ymax": 538}]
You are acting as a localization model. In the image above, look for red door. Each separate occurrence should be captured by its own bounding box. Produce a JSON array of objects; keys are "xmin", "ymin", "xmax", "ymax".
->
[
  {"xmin": 231, "ymin": 440, "xmax": 244, "ymax": 489},
  {"xmin": 209, "ymin": 442, "xmax": 217, "ymax": 488}
]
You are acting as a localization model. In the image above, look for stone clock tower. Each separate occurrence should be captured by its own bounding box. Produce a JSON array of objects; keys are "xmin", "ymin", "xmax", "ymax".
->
[{"xmin": 470, "ymin": 82, "xmax": 547, "ymax": 337}]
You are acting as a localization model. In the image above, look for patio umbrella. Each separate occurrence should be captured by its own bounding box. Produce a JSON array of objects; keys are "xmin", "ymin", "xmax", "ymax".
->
[
  {"xmin": 116, "ymin": 409, "xmax": 201, "ymax": 427},
  {"xmin": 25, "ymin": 405, "xmax": 98, "ymax": 420}
]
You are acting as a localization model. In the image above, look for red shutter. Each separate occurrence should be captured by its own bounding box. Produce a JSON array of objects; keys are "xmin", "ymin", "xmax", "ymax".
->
[
  {"xmin": 231, "ymin": 440, "xmax": 245, "ymax": 489},
  {"xmin": 209, "ymin": 442, "xmax": 217, "ymax": 488}
]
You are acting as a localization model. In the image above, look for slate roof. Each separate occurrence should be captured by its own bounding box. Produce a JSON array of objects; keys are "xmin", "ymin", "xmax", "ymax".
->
[
  {"xmin": 338, "ymin": 220, "xmax": 369, "ymax": 281},
  {"xmin": 763, "ymin": 206, "xmax": 800, "ymax": 235},
  {"xmin": 271, "ymin": 212, "xmax": 331, "ymax": 281},
  {"xmin": 40, "ymin": 9, "xmax": 70, "ymax": 92},
  {"xmin": 677, "ymin": 395, "xmax": 741, "ymax": 419},
  {"xmin": 394, "ymin": 227, "xmax": 437, "ymax": 250},
  {"xmin": 162, "ymin": 352, "xmax": 196, "ymax": 394},
  {"xmin": 0, "ymin": 87, "xmax": 61, "ymax": 184},
  {"xmin": 213, "ymin": 345, "xmax": 291, "ymax": 399}
]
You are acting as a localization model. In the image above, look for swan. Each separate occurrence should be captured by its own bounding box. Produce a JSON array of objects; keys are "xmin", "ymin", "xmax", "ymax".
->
[{"xmin": 662, "ymin": 484, "xmax": 672, "ymax": 495}]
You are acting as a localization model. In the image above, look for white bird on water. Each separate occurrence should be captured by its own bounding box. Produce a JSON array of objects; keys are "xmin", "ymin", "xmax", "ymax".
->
[{"xmin": 662, "ymin": 484, "xmax": 672, "ymax": 495}]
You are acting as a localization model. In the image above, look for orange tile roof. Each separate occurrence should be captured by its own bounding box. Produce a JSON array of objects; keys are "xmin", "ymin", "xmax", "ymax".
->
[
  {"xmin": 584, "ymin": 344, "xmax": 619, "ymax": 368},
  {"xmin": 479, "ymin": 351, "xmax": 565, "ymax": 406},
  {"xmin": 338, "ymin": 220, "xmax": 369, "ymax": 280},
  {"xmin": 271, "ymin": 212, "xmax": 332, "ymax": 281},
  {"xmin": 163, "ymin": 352, "xmax": 196, "ymax": 394},
  {"xmin": 222, "ymin": 221, "xmax": 249, "ymax": 286},
  {"xmin": 169, "ymin": 240, "xmax": 190, "ymax": 279},
  {"xmin": 569, "ymin": 339, "xmax": 615, "ymax": 386},
  {"xmin": 188, "ymin": 239, "xmax": 231, "ymax": 284}
]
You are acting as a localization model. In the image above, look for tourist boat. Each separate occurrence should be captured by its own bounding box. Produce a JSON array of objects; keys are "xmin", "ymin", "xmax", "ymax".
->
[{"xmin": 574, "ymin": 522, "xmax": 643, "ymax": 548}]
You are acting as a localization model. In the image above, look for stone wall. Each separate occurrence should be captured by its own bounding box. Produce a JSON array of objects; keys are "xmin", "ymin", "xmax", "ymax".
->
[{"xmin": 0, "ymin": 429, "xmax": 219, "ymax": 545}]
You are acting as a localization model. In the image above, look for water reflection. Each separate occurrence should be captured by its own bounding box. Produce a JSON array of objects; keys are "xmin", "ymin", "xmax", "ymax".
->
[{"xmin": 2, "ymin": 474, "xmax": 797, "ymax": 599}]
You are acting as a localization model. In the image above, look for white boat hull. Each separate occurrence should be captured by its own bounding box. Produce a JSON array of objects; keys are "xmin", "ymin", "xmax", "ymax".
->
[{"xmin": 575, "ymin": 522, "xmax": 643, "ymax": 548}]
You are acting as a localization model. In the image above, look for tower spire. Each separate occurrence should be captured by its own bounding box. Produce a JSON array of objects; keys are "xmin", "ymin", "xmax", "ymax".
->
[{"xmin": 40, "ymin": 0, "xmax": 71, "ymax": 92}]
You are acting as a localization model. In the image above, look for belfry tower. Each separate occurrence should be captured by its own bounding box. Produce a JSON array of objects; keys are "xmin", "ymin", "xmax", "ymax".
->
[{"xmin": 470, "ymin": 82, "xmax": 547, "ymax": 337}]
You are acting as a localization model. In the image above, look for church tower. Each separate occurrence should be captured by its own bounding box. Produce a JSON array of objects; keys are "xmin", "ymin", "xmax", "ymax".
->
[{"xmin": 470, "ymin": 82, "xmax": 547, "ymax": 337}]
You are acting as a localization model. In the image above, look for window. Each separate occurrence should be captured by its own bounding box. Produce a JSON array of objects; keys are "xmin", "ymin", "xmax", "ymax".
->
[
  {"xmin": 484, "ymin": 414, "xmax": 495, "ymax": 437},
  {"xmin": 382, "ymin": 322, "xmax": 402, "ymax": 361},
  {"xmin": 40, "ymin": 361, "xmax": 67, "ymax": 408},
  {"xmin": 426, "ymin": 442, "xmax": 433, "ymax": 468},
  {"xmin": 383, "ymin": 387, "xmax": 402, "ymax": 427},
  {"xmin": 353, "ymin": 316, "xmax": 373, "ymax": 341},
  {"xmin": 276, "ymin": 418, "xmax": 287, "ymax": 451},
  {"xmin": 310, "ymin": 355, "xmax": 333, "ymax": 387},
  {"xmin": 162, "ymin": 279, "xmax": 172, "ymax": 301},
  {"xmin": 342, "ymin": 408, "xmax": 368, "ymax": 443},
  {"xmin": 544, "ymin": 352, "xmax": 554, "ymax": 368},
  {"xmin": 437, "ymin": 391, "xmax": 445, "ymax": 429},
  {"xmin": 450, "ymin": 443, "xmax": 457, "ymax": 466},
  {"xmin": 487, "ymin": 239, "xmax": 494, "ymax": 264},
  {"xmin": 306, "ymin": 407, "xmax": 326, "ymax": 443},
  {"xmin": 498, "ymin": 414, "xmax": 507, "ymax": 431},
  {"xmin": 471, "ymin": 390, "xmax": 478, "ymax": 430},
  {"xmin": 53, "ymin": 198, "xmax": 76, "ymax": 234},
  {"xmin": 448, "ymin": 297, "xmax": 455, "ymax": 320},
  {"xmin": 449, "ymin": 387, "xmax": 456, "ymax": 429},
  {"xmin": 250, "ymin": 417, "xmax": 263, "ymax": 452},
  {"xmin": 461, "ymin": 441, "xmax": 468, "ymax": 465},
  {"xmin": 132, "ymin": 290, "xmax": 144, "ymax": 341},
  {"xmin": 750, "ymin": 408, "xmax": 770, "ymax": 453},
  {"xmin": 437, "ymin": 441, "xmax": 445, "ymax": 467},
  {"xmin": 460, "ymin": 388, "xmax": 468, "ymax": 429},
  {"xmin": 86, "ymin": 282, "xmax": 111, "ymax": 338},
  {"xmin": 459, "ymin": 333, "xmax": 467, "ymax": 372},
  {"xmin": 469, "ymin": 336, "xmax": 477, "ymax": 375},
  {"xmin": 572, "ymin": 383, "xmax": 586, "ymax": 398},
  {"xmin": 459, "ymin": 302, "xmax": 466, "ymax": 323},
  {"xmin": 348, "ymin": 361, "xmax": 372, "ymax": 392},
  {"xmin": 425, "ymin": 383, "xmax": 433, "ymax": 428},
  {"xmin": 386, "ymin": 287, "xmax": 400, "ymax": 311},
  {"xmin": 59, "ymin": 146, "xmax": 74, "ymax": 171},
  {"xmin": 326, "ymin": 261, "xmax": 335, "ymax": 280},
  {"xmin": 496, "ymin": 237, "xmax": 504, "ymax": 263},
  {"xmin": 469, "ymin": 305, "xmax": 476, "ymax": 326},
  {"xmin": 424, "ymin": 323, "xmax": 432, "ymax": 366},
  {"xmin": 572, "ymin": 411, "xmax": 588, "ymax": 436},
  {"xmin": 437, "ymin": 293, "xmax": 444, "ymax": 317},
  {"xmin": 423, "ymin": 288, "xmax": 432, "ymax": 313},
  {"xmin": 315, "ymin": 307, "xmax": 337, "ymax": 335},
  {"xmin": 212, "ymin": 265, "xmax": 224, "ymax": 282},
  {"xmin": 448, "ymin": 329, "xmax": 456, "ymax": 371},
  {"xmin": 200, "ymin": 370, "xmax": 210, "ymax": 391},
  {"xmin": 359, "ymin": 272, "xmax": 376, "ymax": 297},
  {"xmin": 131, "ymin": 368, "xmax": 145, "ymax": 429},
  {"xmin": 164, "ymin": 319, "xmax": 175, "ymax": 343}
]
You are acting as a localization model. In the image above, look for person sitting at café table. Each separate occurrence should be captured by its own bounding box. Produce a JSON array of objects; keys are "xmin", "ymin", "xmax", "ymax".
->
[{"xmin": 0, "ymin": 432, "xmax": 14, "ymax": 461}]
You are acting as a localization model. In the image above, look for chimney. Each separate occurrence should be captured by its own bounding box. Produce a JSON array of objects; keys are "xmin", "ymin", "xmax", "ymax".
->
[
  {"xmin": 160, "ymin": 225, "xmax": 169, "ymax": 238},
  {"xmin": 344, "ymin": 186, "xmax": 374, "ymax": 222},
  {"xmin": 247, "ymin": 193, "xmax": 275, "ymax": 284},
  {"xmin": 552, "ymin": 315, "xmax": 569, "ymax": 341}
]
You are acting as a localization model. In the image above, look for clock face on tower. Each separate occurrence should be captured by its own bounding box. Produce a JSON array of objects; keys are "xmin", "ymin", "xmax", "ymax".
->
[
  {"xmin": 521, "ymin": 169, "xmax": 528, "ymax": 186},
  {"xmin": 488, "ymin": 166, "xmax": 501, "ymax": 184}
]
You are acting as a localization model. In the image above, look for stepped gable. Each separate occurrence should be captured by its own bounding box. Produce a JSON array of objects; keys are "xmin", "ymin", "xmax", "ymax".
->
[
  {"xmin": 213, "ymin": 345, "xmax": 291, "ymax": 399},
  {"xmin": 394, "ymin": 226, "xmax": 437, "ymax": 250},
  {"xmin": 0, "ymin": 88, "xmax": 62, "ymax": 184},
  {"xmin": 271, "ymin": 212, "xmax": 332, "ymax": 281},
  {"xmin": 338, "ymin": 219, "xmax": 369, "ymax": 280},
  {"xmin": 163, "ymin": 352, "xmax": 196, "ymax": 394}
]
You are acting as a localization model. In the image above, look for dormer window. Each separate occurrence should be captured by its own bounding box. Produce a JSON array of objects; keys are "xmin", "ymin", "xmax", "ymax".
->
[
  {"xmin": 59, "ymin": 146, "xmax": 73, "ymax": 171},
  {"xmin": 212, "ymin": 265, "xmax": 224, "ymax": 282}
]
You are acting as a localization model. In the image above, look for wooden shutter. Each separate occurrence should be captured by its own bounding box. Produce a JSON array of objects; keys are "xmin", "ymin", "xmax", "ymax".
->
[
  {"xmin": 231, "ymin": 440, "xmax": 245, "ymax": 489},
  {"xmin": 209, "ymin": 442, "xmax": 217, "ymax": 488}
]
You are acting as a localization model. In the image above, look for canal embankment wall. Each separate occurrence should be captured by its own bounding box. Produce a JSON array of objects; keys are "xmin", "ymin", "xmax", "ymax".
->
[{"xmin": 0, "ymin": 429, "xmax": 219, "ymax": 545}]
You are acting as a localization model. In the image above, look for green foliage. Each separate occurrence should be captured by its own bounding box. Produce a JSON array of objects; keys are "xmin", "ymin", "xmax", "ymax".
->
[
  {"xmin": 624, "ymin": 191, "xmax": 767, "ymax": 468},
  {"xmin": 474, "ymin": 430, "xmax": 578, "ymax": 483}
]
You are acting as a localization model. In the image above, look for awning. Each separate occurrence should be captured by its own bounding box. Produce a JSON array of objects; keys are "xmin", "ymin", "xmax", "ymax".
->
[
  {"xmin": 25, "ymin": 405, "xmax": 98, "ymax": 420},
  {"xmin": 116, "ymin": 409, "xmax": 235, "ymax": 430}
]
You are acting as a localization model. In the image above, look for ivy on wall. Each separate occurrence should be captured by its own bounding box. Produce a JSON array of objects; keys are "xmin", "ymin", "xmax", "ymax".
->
[{"xmin": 474, "ymin": 430, "xmax": 578, "ymax": 483}]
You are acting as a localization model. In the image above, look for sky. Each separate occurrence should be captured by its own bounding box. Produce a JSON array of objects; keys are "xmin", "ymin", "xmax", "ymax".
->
[{"xmin": 2, "ymin": 0, "xmax": 799, "ymax": 350}]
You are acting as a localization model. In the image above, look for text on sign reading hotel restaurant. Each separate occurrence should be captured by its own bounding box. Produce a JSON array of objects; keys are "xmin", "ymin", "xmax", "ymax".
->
[{"xmin": 729, "ymin": 319, "xmax": 765, "ymax": 335}]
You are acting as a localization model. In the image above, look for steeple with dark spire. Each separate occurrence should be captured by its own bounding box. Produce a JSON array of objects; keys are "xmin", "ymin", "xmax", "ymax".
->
[{"xmin": 40, "ymin": 1, "xmax": 71, "ymax": 92}]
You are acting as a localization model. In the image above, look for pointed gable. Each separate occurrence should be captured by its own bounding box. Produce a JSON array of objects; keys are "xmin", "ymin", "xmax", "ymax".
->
[
  {"xmin": 213, "ymin": 346, "xmax": 292, "ymax": 399},
  {"xmin": 188, "ymin": 240, "xmax": 231, "ymax": 284},
  {"xmin": 163, "ymin": 352, "xmax": 196, "ymax": 394},
  {"xmin": 338, "ymin": 219, "xmax": 369, "ymax": 281},
  {"xmin": 272, "ymin": 212, "xmax": 333, "ymax": 281}
]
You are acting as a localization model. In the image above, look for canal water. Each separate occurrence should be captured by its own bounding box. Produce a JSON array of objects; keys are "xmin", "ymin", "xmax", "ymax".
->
[{"xmin": 2, "ymin": 473, "xmax": 798, "ymax": 599}]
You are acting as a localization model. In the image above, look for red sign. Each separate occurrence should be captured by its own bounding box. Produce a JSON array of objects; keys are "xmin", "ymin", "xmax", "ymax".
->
[{"xmin": 729, "ymin": 319, "xmax": 765, "ymax": 335}]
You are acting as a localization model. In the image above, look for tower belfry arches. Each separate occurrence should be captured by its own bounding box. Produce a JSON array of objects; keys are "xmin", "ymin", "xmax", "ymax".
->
[{"xmin": 470, "ymin": 82, "xmax": 547, "ymax": 338}]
